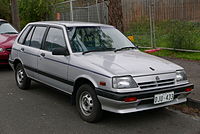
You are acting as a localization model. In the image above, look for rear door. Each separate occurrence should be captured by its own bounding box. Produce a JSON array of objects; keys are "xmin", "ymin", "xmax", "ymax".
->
[
  {"xmin": 18, "ymin": 25, "xmax": 47, "ymax": 79},
  {"xmin": 38, "ymin": 26, "xmax": 72, "ymax": 93}
]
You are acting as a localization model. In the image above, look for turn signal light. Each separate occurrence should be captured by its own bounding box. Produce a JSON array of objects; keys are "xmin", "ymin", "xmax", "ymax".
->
[
  {"xmin": 185, "ymin": 88, "xmax": 192, "ymax": 92},
  {"xmin": 124, "ymin": 97, "xmax": 137, "ymax": 102},
  {"xmin": 99, "ymin": 82, "xmax": 106, "ymax": 86}
]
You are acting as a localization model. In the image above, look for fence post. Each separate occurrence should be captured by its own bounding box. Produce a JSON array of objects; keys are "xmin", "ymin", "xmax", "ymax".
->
[
  {"xmin": 149, "ymin": 0, "xmax": 156, "ymax": 48},
  {"xmin": 96, "ymin": 0, "xmax": 100, "ymax": 23},
  {"xmin": 70, "ymin": 0, "xmax": 74, "ymax": 21},
  {"xmin": 152, "ymin": 0, "xmax": 156, "ymax": 48},
  {"xmin": 87, "ymin": 2, "xmax": 90, "ymax": 22},
  {"xmin": 149, "ymin": 0, "xmax": 153, "ymax": 48}
]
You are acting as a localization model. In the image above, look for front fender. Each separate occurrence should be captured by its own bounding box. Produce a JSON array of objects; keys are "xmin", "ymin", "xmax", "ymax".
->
[{"xmin": 74, "ymin": 74, "xmax": 98, "ymax": 88}]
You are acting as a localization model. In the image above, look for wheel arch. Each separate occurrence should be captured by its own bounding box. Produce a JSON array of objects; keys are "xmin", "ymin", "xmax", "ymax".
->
[
  {"xmin": 13, "ymin": 58, "xmax": 23, "ymax": 70},
  {"xmin": 72, "ymin": 76, "xmax": 98, "ymax": 105}
]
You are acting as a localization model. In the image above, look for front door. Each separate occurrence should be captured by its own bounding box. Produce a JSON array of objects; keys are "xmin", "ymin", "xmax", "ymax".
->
[{"xmin": 38, "ymin": 27, "xmax": 72, "ymax": 94}]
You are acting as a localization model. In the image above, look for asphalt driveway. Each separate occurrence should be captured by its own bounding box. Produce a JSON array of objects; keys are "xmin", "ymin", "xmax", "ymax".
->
[{"xmin": 0, "ymin": 66, "xmax": 200, "ymax": 134}]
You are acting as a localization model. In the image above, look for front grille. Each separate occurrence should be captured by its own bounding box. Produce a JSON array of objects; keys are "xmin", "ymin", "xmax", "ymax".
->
[
  {"xmin": 6, "ymin": 48, "xmax": 12, "ymax": 52},
  {"xmin": 138, "ymin": 79, "xmax": 175, "ymax": 89}
]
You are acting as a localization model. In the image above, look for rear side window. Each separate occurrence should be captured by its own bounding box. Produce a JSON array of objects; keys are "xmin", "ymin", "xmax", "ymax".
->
[
  {"xmin": 44, "ymin": 27, "xmax": 66, "ymax": 52},
  {"xmin": 24, "ymin": 27, "xmax": 35, "ymax": 46},
  {"xmin": 18, "ymin": 26, "xmax": 31, "ymax": 44},
  {"xmin": 30, "ymin": 26, "xmax": 46, "ymax": 49}
]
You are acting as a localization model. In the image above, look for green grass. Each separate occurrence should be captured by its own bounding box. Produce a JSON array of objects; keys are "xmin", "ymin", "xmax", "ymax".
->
[
  {"xmin": 140, "ymin": 49, "xmax": 200, "ymax": 61},
  {"xmin": 126, "ymin": 20, "xmax": 200, "ymax": 50},
  {"xmin": 155, "ymin": 34, "xmax": 200, "ymax": 50},
  {"xmin": 131, "ymin": 34, "xmax": 200, "ymax": 50}
]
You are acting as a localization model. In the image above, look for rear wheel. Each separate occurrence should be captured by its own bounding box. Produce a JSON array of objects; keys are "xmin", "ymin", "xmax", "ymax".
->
[
  {"xmin": 15, "ymin": 63, "xmax": 31, "ymax": 90},
  {"xmin": 76, "ymin": 84, "xmax": 102, "ymax": 122}
]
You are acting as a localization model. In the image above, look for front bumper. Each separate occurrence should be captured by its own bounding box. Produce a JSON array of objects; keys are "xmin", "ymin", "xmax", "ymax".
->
[{"xmin": 96, "ymin": 83, "xmax": 193, "ymax": 113}]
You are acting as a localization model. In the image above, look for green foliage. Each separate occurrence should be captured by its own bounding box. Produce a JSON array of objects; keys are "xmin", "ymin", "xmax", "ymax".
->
[
  {"xmin": 0, "ymin": 0, "xmax": 11, "ymax": 22},
  {"xmin": 0, "ymin": 0, "xmax": 67, "ymax": 29},
  {"xmin": 126, "ymin": 17, "xmax": 150, "ymax": 35},
  {"xmin": 18, "ymin": 0, "xmax": 66, "ymax": 28},
  {"xmin": 125, "ymin": 17, "xmax": 151, "ymax": 47},
  {"xmin": 19, "ymin": 0, "xmax": 52, "ymax": 28},
  {"xmin": 126, "ymin": 19, "xmax": 200, "ymax": 50},
  {"xmin": 156, "ymin": 20, "xmax": 200, "ymax": 50}
]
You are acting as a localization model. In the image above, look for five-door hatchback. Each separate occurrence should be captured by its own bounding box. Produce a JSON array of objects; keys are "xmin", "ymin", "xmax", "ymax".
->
[{"xmin": 9, "ymin": 21, "xmax": 193, "ymax": 122}]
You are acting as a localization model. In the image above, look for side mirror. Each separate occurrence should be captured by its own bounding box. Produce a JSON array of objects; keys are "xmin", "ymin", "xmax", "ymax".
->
[{"xmin": 52, "ymin": 48, "xmax": 69, "ymax": 56}]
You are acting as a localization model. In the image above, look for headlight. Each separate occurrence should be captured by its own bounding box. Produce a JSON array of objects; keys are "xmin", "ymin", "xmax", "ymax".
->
[
  {"xmin": 176, "ymin": 70, "xmax": 187, "ymax": 82},
  {"xmin": 0, "ymin": 48, "xmax": 4, "ymax": 52},
  {"xmin": 112, "ymin": 76, "xmax": 137, "ymax": 89}
]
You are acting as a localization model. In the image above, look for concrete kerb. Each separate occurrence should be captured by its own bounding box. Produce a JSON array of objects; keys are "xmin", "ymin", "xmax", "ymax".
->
[{"xmin": 186, "ymin": 98, "xmax": 200, "ymax": 110}]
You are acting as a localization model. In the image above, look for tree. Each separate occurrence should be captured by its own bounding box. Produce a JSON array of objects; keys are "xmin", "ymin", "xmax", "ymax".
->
[
  {"xmin": 11, "ymin": 0, "xmax": 20, "ymax": 30},
  {"xmin": 19, "ymin": 0, "xmax": 51, "ymax": 28},
  {"xmin": 108, "ymin": 0, "xmax": 124, "ymax": 32},
  {"xmin": 19, "ymin": 0, "xmax": 66, "ymax": 28}
]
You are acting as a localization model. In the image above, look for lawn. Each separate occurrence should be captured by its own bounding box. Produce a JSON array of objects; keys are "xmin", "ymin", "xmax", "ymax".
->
[{"xmin": 140, "ymin": 49, "xmax": 200, "ymax": 61}]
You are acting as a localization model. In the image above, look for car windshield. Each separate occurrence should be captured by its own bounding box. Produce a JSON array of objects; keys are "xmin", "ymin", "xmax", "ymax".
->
[
  {"xmin": 67, "ymin": 26, "xmax": 136, "ymax": 53},
  {"xmin": 0, "ymin": 22, "xmax": 18, "ymax": 34}
]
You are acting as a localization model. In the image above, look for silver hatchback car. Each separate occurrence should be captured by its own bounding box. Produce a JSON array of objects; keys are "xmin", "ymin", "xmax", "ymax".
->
[{"xmin": 9, "ymin": 21, "xmax": 193, "ymax": 122}]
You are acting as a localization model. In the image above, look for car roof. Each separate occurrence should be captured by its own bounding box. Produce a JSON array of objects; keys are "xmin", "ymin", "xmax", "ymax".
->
[
  {"xmin": 0, "ymin": 19, "xmax": 7, "ymax": 22},
  {"xmin": 28, "ymin": 21, "xmax": 114, "ymax": 28}
]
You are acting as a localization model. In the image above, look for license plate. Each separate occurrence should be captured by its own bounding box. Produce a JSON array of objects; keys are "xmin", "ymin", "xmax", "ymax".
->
[{"xmin": 154, "ymin": 91, "xmax": 174, "ymax": 104}]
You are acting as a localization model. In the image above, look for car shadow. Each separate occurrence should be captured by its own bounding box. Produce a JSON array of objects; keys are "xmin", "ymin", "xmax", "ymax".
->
[
  {"xmin": 28, "ymin": 81, "xmax": 72, "ymax": 104},
  {"xmin": 0, "ymin": 65, "xmax": 12, "ymax": 72},
  {"xmin": 101, "ymin": 107, "xmax": 168, "ymax": 123},
  {"xmin": 27, "ymin": 81, "xmax": 170, "ymax": 124}
]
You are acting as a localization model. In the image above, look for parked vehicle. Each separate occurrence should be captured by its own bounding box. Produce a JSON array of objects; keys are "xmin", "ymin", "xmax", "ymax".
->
[
  {"xmin": 0, "ymin": 19, "xmax": 18, "ymax": 65},
  {"xmin": 9, "ymin": 21, "xmax": 193, "ymax": 122}
]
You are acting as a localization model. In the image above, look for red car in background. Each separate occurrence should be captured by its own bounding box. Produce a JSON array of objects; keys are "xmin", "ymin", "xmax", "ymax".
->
[{"xmin": 0, "ymin": 19, "xmax": 18, "ymax": 65}]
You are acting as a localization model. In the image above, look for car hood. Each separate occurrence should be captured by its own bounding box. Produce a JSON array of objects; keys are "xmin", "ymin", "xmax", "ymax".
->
[
  {"xmin": 76, "ymin": 50, "xmax": 183, "ymax": 77},
  {"xmin": 0, "ymin": 34, "xmax": 18, "ymax": 48}
]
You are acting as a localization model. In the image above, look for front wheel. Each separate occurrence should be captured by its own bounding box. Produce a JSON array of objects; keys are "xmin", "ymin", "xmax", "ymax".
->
[
  {"xmin": 76, "ymin": 84, "xmax": 102, "ymax": 123},
  {"xmin": 15, "ymin": 63, "xmax": 31, "ymax": 90}
]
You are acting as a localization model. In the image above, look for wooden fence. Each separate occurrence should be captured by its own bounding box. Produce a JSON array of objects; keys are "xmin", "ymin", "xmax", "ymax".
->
[{"xmin": 122, "ymin": 0, "xmax": 200, "ymax": 31}]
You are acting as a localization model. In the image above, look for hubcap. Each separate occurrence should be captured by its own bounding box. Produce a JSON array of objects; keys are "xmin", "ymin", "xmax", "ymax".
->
[
  {"xmin": 79, "ymin": 91, "xmax": 93, "ymax": 116},
  {"xmin": 17, "ymin": 69, "xmax": 24, "ymax": 85}
]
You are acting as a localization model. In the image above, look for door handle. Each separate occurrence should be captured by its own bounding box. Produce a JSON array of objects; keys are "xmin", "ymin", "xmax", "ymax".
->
[
  {"xmin": 20, "ymin": 48, "xmax": 24, "ymax": 52},
  {"xmin": 40, "ymin": 53, "xmax": 45, "ymax": 57}
]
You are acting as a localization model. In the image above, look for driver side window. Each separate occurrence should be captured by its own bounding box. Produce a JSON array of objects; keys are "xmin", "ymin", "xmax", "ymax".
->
[{"xmin": 44, "ymin": 27, "xmax": 66, "ymax": 52}]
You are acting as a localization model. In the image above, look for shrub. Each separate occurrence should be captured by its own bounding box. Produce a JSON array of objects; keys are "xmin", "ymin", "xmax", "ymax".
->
[
  {"xmin": 125, "ymin": 17, "xmax": 151, "ymax": 47},
  {"xmin": 156, "ymin": 20, "xmax": 200, "ymax": 50},
  {"xmin": 126, "ymin": 19, "xmax": 200, "ymax": 50}
]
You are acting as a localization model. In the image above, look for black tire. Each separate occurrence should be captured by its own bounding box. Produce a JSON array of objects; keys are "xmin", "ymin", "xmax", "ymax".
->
[
  {"xmin": 15, "ymin": 63, "xmax": 31, "ymax": 90},
  {"xmin": 76, "ymin": 84, "xmax": 102, "ymax": 123}
]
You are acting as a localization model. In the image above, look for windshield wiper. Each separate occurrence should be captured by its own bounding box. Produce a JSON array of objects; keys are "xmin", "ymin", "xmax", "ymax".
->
[
  {"xmin": 82, "ymin": 48, "xmax": 115, "ymax": 55},
  {"xmin": 2, "ymin": 32, "xmax": 18, "ymax": 34},
  {"xmin": 114, "ymin": 47, "xmax": 136, "ymax": 52}
]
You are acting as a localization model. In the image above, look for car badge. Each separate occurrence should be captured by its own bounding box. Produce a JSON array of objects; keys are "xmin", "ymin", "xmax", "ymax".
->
[{"xmin": 156, "ymin": 76, "xmax": 160, "ymax": 81}]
